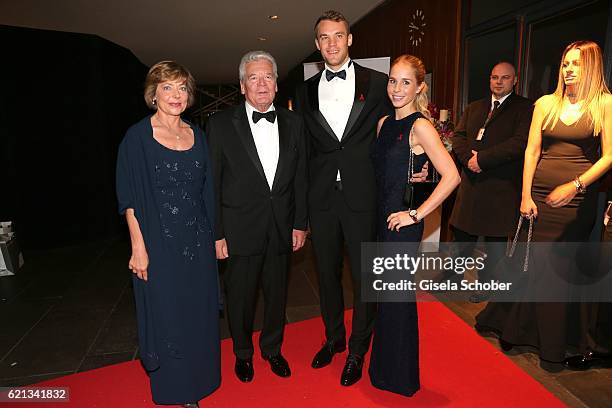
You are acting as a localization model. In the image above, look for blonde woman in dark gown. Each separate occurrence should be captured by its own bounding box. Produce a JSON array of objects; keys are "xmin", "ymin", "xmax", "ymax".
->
[
  {"xmin": 369, "ymin": 55, "xmax": 460, "ymax": 395},
  {"xmin": 476, "ymin": 40, "xmax": 612, "ymax": 372}
]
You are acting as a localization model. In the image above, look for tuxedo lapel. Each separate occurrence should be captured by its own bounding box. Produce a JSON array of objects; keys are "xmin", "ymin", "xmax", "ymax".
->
[
  {"xmin": 341, "ymin": 63, "xmax": 370, "ymax": 140},
  {"xmin": 307, "ymin": 72, "xmax": 340, "ymax": 142},
  {"xmin": 307, "ymin": 72, "xmax": 321, "ymax": 111},
  {"xmin": 232, "ymin": 105, "xmax": 267, "ymax": 187},
  {"xmin": 271, "ymin": 111, "xmax": 290, "ymax": 191}
]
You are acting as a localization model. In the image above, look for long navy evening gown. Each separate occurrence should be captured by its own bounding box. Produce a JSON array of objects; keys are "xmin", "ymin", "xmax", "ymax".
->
[
  {"xmin": 116, "ymin": 116, "xmax": 220, "ymax": 404},
  {"xmin": 369, "ymin": 112, "xmax": 428, "ymax": 396}
]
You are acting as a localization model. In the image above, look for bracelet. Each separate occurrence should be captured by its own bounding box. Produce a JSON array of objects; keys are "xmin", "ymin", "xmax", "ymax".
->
[{"xmin": 573, "ymin": 176, "xmax": 586, "ymax": 193}]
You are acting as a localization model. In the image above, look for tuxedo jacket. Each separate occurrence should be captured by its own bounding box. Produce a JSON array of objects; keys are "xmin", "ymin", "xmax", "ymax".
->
[
  {"xmin": 294, "ymin": 63, "xmax": 392, "ymax": 212},
  {"xmin": 206, "ymin": 104, "xmax": 308, "ymax": 256},
  {"xmin": 450, "ymin": 93, "xmax": 533, "ymax": 236}
]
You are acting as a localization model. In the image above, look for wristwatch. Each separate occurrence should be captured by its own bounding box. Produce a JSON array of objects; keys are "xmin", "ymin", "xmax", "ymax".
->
[{"xmin": 409, "ymin": 209, "xmax": 420, "ymax": 224}]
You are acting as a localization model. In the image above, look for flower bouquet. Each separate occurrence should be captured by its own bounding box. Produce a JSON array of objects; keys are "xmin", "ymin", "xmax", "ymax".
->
[{"xmin": 428, "ymin": 103, "xmax": 455, "ymax": 151}]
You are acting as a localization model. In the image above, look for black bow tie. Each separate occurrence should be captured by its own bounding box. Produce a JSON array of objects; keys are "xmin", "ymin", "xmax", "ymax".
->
[
  {"xmin": 326, "ymin": 69, "xmax": 346, "ymax": 81},
  {"xmin": 252, "ymin": 110, "xmax": 276, "ymax": 124}
]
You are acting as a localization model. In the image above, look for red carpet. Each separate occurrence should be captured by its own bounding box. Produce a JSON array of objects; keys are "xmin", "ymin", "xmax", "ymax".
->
[{"xmin": 9, "ymin": 303, "xmax": 562, "ymax": 407}]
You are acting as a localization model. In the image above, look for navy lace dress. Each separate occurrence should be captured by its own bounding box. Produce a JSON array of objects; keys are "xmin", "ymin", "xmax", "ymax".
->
[{"xmin": 369, "ymin": 112, "xmax": 428, "ymax": 396}]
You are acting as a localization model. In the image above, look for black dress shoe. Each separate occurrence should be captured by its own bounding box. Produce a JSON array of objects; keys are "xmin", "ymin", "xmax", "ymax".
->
[
  {"xmin": 540, "ymin": 359, "xmax": 564, "ymax": 373},
  {"xmin": 311, "ymin": 341, "xmax": 346, "ymax": 369},
  {"xmin": 235, "ymin": 358, "xmax": 254, "ymax": 382},
  {"xmin": 183, "ymin": 403, "xmax": 199, "ymax": 408},
  {"xmin": 340, "ymin": 354, "xmax": 363, "ymax": 386},
  {"xmin": 564, "ymin": 351, "xmax": 612, "ymax": 371},
  {"xmin": 499, "ymin": 338, "xmax": 513, "ymax": 352},
  {"xmin": 263, "ymin": 353, "xmax": 291, "ymax": 377}
]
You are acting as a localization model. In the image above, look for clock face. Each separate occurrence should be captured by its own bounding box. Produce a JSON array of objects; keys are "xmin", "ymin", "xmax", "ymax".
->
[{"xmin": 409, "ymin": 9, "xmax": 426, "ymax": 46}]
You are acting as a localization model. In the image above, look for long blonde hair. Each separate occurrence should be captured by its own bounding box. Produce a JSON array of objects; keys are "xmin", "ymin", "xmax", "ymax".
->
[
  {"xmin": 391, "ymin": 54, "xmax": 431, "ymax": 119},
  {"xmin": 540, "ymin": 40, "xmax": 610, "ymax": 135}
]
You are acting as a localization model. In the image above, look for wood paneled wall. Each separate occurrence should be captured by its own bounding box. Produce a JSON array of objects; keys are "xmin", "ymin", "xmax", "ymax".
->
[{"xmin": 349, "ymin": 0, "xmax": 462, "ymax": 118}]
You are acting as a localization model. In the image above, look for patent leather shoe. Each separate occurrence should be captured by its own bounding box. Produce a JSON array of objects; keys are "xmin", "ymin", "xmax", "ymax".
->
[
  {"xmin": 263, "ymin": 353, "xmax": 291, "ymax": 377},
  {"xmin": 564, "ymin": 351, "xmax": 612, "ymax": 371},
  {"xmin": 234, "ymin": 358, "xmax": 254, "ymax": 382},
  {"xmin": 340, "ymin": 354, "xmax": 363, "ymax": 386},
  {"xmin": 311, "ymin": 341, "xmax": 346, "ymax": 369}
]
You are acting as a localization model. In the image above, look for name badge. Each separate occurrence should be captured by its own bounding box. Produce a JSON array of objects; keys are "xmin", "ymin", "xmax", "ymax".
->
[{"xmin": 476, "ymin": 128, "xmax": 486, "ymax": 141}]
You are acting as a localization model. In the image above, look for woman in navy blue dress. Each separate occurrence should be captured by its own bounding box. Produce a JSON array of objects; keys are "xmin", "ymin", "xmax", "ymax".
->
[
  {"xmin": 369, "ymin": 55, "xmax": 460, "ymax": 396},
  {"xmin": 116, "ymin": 61, "xmax": 220, "ymax": 407}
]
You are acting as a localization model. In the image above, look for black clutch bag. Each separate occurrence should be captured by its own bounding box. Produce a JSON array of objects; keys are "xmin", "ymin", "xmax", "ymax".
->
[
  {"xmin": 403, "ymin": 122, "xmax": 439, "ymax": 209},
  {"xmin": 403, "ymin": 180, "xmax": 438, "ymax": 209}
]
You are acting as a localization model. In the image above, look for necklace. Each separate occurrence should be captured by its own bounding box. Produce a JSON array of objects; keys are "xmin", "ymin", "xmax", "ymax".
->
[{"xmin": 154, "ymin": 115, "xmax": 182, "ymax": 141}]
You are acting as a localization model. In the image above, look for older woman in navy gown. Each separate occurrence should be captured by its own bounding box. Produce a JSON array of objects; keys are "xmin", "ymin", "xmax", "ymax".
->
[
  {"xmin": 116, "ymin": 61, "xmax": 220, "ymax": 407},
  {"xmin": 369, "ymin": 55, "xmax": 460, "ymax": 396}
]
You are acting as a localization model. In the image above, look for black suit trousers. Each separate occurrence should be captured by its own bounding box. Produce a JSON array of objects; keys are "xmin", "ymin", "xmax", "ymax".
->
[
  {"xmin": 223, "ymin": 221, "xmax": 289, "ymax": 360},
  {"xmin": 309, "ymin": 187, "xmax": 377, "ymax": 356},
  {"xmin": 452, "ymin": 227, "xmax": 508, "ymax": 281}
]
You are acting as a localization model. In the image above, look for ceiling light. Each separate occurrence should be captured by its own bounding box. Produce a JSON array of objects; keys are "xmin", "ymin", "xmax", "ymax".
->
[
  {"xmin": 258, "ymin": 37, "xmax": 267, "ymax": 41},
  {"xmin": 269, "ymin": 15, "xmax": 279, "ymax": 20}
]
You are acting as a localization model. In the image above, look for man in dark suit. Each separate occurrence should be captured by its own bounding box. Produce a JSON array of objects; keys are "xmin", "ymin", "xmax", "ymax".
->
[
  {"xmin": 450, "ymin": 62, "xmax": 533, "ymax": 302},
  {"xmin": 207, "ymin": 51, "xmax": 308, "ymax": 383},
  {"xmin": 294, "ymin": 10, "xmax": 391, "ymax": 386}
]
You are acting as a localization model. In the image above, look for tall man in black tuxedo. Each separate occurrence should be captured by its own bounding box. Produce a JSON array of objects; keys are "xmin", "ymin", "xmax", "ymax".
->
[
  {"xmin": 207, "ymin": 51, "xmax": 308, "ymax": 383},
  {"xmin": 450, "ymin": 62, "xmax": 533, "ymax": 302},
  {"xmin": 294, "ymin": 10, "xmax": 391, "ymax": 386}
]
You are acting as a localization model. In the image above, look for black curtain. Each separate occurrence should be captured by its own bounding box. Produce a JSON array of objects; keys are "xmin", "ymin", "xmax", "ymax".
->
[{"xmin": 0, "ymin": 25, "xmax": 149, "ymax": 249}]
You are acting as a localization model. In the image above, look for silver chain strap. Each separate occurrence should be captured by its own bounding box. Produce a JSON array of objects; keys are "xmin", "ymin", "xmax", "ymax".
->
[{"xmin": 507, "ymin": 215, "xmax": 533, "ymax": 272}]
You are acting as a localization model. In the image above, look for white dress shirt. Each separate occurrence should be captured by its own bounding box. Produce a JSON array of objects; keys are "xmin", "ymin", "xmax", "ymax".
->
[
  {"xmin": 319, "ymin": 59, "xmax": 355, "ymax": 181},
  {"xmin": 245, "ymin": 102, "xmax": 279, "ymax": 190},
  {"xmin": 319, "ymin": 59, "xmax": 355, "ymax": 140},
  {"xmin": 491, "ymin": 92, "xmax": 512, "ymax": 110}
]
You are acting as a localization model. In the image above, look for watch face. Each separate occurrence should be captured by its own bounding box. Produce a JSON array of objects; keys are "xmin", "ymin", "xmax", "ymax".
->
[
  {"xmin": 409, "ymin": 210, "xmax": 417, "ymax": 216},
  {"xmin": 409, "ymin": 9, "xmax": 426, "ymax": 46}
]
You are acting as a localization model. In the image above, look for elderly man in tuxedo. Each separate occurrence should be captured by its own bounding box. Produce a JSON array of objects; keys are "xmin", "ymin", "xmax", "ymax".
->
[
  {"xmin": 450, "ymin": 62, "xmax": 533, "ymax": 302},
  {"xmin": 207, "ymin": 51, "xmax": 308, "ymax": 383},
  {"xmin": 294, "ymin": 10, "xmax": 392, "ymax": 386}
]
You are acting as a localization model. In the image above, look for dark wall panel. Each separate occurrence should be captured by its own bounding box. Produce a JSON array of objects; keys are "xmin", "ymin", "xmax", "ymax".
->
[
  {"xmin": 465, "ymin": 24, "xmax": 517, "ymax": 103},
  {"xmin": 525, "ymin": 0, "xmax": 610, "ymax": 100},
  {"xmin": 349, "ymin": 0, "xmax": 462, "ymax": 113}
]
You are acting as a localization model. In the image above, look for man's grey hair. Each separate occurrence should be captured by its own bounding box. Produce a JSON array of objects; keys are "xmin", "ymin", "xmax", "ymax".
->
[{"xmin": 238, "ymin": 51, "xmax": 278, "ymax": 82}]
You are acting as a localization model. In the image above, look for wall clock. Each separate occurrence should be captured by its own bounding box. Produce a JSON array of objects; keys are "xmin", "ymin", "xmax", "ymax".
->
[{"xmin": 409, "ymin": 9, "xmax": 426, "ymax": 46}]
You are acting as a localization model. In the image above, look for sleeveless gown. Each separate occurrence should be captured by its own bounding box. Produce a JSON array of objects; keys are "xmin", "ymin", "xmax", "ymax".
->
[
  {"xmin": 145, "ymin": 132, "xmax": 220, "ymax": 403},
  {"xmin": 369, "ymin": 112, "xmax": 428, "ymax": 396},
  {"xmin": 476, "ymin": 113, "xmax": 601, "ymax": 363}
]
